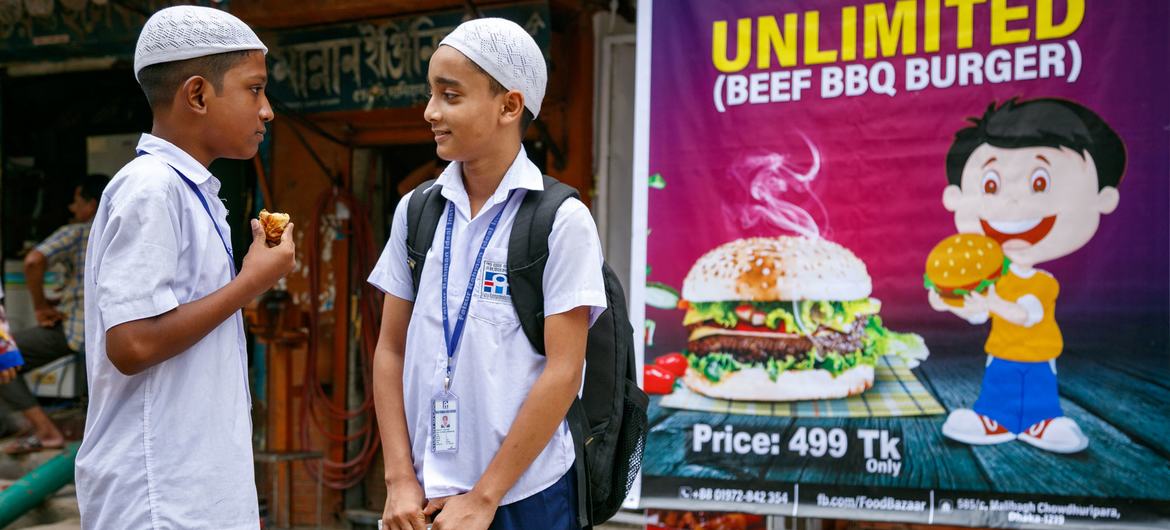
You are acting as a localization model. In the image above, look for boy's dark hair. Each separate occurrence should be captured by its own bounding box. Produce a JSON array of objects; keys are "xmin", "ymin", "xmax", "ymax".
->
[
  {"xmin": 466, "ymin": 58, "xmax": 536, "ymax": 140},
  {"xmin": 137, "ymin": 50, "xmax": 257, "ymax": 109},
  {"xmin": 77, "ymin": 173, "xmax": 110, "ymax": 202},
  {"xmin": 945, "ymin": 98, "xmax": 1126, "ymax": 190}
]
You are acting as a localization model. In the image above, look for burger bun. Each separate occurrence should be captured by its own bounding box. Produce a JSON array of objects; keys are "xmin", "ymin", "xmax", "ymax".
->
[{"xmin": 682, "ymin": 364, "xmax": 875, "ymax": 401}]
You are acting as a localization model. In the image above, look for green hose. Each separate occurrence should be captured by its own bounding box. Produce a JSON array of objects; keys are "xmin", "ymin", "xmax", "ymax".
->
[{"xmin": 0, "ymin": 442, "xmax": 79, "ymax": 528}]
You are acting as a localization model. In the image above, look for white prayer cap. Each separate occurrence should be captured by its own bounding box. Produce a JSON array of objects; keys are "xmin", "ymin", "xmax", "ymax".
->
[
  {"xmin": 134, "ymin": 6, "xmax": 268, "ymax": 81},
  {"xmin": 440, "ymin": 18, "xmax": 547, "ymax": 118}
]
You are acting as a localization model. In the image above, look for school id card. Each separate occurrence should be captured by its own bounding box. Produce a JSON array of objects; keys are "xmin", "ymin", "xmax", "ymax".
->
[{"xmin": 430, "ymin": 392, "xmax": 459, "ymax": 454}]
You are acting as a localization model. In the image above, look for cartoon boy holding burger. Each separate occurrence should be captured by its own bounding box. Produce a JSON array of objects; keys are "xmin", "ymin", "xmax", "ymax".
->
[{"xmin": 928, "ymin": 98, "xmax": 1126, "ymax": 454}]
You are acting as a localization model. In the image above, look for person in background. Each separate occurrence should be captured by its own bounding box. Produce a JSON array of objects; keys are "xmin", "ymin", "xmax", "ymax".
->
[{"xmin": 0, "ymin": 173, "xmax": 108, "ymax": 454}]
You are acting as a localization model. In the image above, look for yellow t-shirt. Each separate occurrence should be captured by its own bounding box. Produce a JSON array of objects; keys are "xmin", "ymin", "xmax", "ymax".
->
[{"xmin": 985, "ymin": 269, "xmax": 1063, "ymax": 362}]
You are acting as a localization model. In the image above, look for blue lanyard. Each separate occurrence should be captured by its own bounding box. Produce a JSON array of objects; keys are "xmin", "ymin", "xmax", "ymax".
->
[
  {"xmin": 441, "ymin": 190, "xmax": 515, "ymax": 391},
  {"xmin": 178, "ymin": 174, "xmax": 237, "ymax": 278},
  {"xmin": 139, "ymin": 151, "xmax": 237, "ymax": 277}
]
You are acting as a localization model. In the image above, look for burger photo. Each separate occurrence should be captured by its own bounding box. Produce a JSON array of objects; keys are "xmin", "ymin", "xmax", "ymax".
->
[{"xmin": 679, "ymin": 236, "xmax": 927, "ymax": 401}]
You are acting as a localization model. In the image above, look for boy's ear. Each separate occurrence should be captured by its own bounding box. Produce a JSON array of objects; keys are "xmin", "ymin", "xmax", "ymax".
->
[
  {"xmin": 1096, "ymin": 186, "xmax": 1120, "ymax": 214},
  {"xmin": 181, "ymin": 75, "xmax": 210, "ymax": 114},
  {"xmin": 942, "ymin": 185, "xmax": 963, "ymax": 212},
  {"xmin": 500, "ymin": 90, "xmax": 524, "ymax": 124}
]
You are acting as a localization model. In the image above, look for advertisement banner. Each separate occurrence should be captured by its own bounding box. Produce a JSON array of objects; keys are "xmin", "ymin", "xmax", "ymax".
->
[{"xmin": 635, "ymin": 1, "xmax": 1170, "ymax": 527}]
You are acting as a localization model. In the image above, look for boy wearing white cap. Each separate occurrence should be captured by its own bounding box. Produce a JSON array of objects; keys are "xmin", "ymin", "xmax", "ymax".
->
[
  {"xmin": 369, "ymin": 17, "xmax": 606, "ymax": 530},
  {"xmin": 76, "ymin": 6, "xmax": 294, "ymax": 529}
]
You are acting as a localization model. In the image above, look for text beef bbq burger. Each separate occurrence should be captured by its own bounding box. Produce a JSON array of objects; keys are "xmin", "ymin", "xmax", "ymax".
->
[{"xmin": 680, "ymin": 236, "xmax": 926, "ymax": 401}]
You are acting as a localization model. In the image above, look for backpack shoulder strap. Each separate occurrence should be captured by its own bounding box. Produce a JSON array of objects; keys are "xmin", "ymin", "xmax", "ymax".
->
[
  {"xmin": 405, "ymin": 179, "xmax": 446, "ymax": 295},
  {"xmin": 507, "ymin": 175, "xmax": 580, "ymax": 355},
  {"xmin": 508, "ymin": 176, "xmax": 592, "ymax": 528}
]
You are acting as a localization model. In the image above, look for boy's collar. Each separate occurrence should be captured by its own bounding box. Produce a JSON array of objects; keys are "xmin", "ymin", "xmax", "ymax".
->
[
  {"xmin": 136, "ymin": 133, "xmax": 215, "ymax": 186},
  {"xmin": 436, "ymin": 145, "xmax": 543, "ymax": 219}
]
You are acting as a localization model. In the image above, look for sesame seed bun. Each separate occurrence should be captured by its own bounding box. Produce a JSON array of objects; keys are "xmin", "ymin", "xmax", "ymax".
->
[
  {"xmin": 681, "ymin": 236, "xmax": 872, "ymax": 303},
  {"xmin": 924, "ymin": 233, "xmax": 1005, "ymax": 305}
]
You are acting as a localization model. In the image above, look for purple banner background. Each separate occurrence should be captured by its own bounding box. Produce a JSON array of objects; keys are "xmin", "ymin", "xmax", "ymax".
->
[{"xmin": 646, "ymin": 0, "xmax": 1169, "ymax": 356}]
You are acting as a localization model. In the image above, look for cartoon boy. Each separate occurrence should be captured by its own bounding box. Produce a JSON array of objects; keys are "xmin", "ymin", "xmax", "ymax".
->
[{"xmin": 929, "ymin": 98, "xmax": 1126, "ymax": 454}]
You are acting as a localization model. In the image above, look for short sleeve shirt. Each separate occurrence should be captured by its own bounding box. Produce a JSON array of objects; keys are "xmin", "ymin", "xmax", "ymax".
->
[
  {"xmin": 77, "ymin": 134, "xmax": 257, "ymax": 529},
  {"xmin": 985, "ymin": 267, "xmax": 1062, "ymax": 362},
  {"xmin": 368, "ymin": 146, "xmax": 607, "ymax": 504}
]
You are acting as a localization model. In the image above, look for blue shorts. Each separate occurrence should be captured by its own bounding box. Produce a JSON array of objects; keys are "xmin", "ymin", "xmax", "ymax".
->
[
  {"xmin": 973, "ymin": 357, "xmax": 1063, "ymax": 434},
  {"xmin": 490, "ymin": 466, "xmax": 579, "ymax": 530}
]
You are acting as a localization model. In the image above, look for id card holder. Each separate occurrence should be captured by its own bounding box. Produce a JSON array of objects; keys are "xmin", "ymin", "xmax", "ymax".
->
[{"xmin": 430, "ymin": 391, "xmax": 459, "ymax": 454}]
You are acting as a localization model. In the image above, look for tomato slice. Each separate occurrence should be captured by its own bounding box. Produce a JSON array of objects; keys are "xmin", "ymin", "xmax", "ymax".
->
[
  {"xmin": 644, "ymin": 365, "xmax": 677, "ymax": 395},
  {"xmin": 655, "ymin": 352, "xmax": 688, "ymax": 377}
]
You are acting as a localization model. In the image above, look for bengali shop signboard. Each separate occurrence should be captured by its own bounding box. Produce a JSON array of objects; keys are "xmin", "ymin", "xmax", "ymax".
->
[
  {"xmin": 633, "ymin": 0, "xmax": 1169, "ymax": 527},
  {"xmin": 264, "ymin": 2, "xmax": 550, "ymax": 112}
]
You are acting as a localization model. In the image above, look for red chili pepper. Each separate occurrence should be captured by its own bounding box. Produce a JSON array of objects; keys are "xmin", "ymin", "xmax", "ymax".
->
[
  {"xmin": 655, "ymin": 352, "xmax": 688, "ymax": 377},
  {"xmin": 644, "ymin": 365, "xmax": 677, "ymax": 395}
]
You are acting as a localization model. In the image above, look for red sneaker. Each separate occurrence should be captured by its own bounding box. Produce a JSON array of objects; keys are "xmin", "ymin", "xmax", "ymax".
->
[
  {"xmin": 942, "ymin": 409, "xmax": 1016, "ymax": 445},
  {"xmin": 1018, "ymin": 417, "xmax": 1089, "ymax": 454}
]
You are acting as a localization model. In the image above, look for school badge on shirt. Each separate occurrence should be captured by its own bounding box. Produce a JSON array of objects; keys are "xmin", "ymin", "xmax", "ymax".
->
[{"xmin": 479, "ymin": 260, "xmax": 511, "ymax": 303}]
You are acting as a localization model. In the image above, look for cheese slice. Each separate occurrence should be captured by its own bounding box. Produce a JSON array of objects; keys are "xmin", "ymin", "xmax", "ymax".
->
[{"xmin": 687, "ymin": 326, "xmax": 800, "ymax": 342}]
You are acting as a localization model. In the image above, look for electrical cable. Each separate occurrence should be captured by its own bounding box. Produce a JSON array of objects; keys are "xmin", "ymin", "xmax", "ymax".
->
[
  {"xmin": 299, "ymin": 181, "xmax": 384, "ymax": 490},
  {"xmin": 274, "ymin": 116, "xmax": 383, "ymax": 490}
]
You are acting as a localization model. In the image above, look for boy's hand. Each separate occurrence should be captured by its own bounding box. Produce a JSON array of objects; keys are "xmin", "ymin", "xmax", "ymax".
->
[
  {"xmin": 429, "ymin": 490, "xmax": 496, "ymax": 530},
  {"xmin": 929, "ymin": 289, "xmax": 983, "ymax": 319},
  {"xmin": 0, "ymin": 367, "xmax": 18, "ymax": 384},
  {"xmin": 982, "ymin": 285, "xmax": 1029, "ymax": 325},
  {"xmin": 240, "ymin": 219, "xmax": 296, "ymax": 297},
  {"xmin": 927, "ymin": 289, "xmax": 951, "ymax": 312},
  {"xmin": 34, "ymin": 306, "xmax": 64, "ymax": 328},
  {"xmin": 961, "ymin": 291, "xmax": 991, "ymax": 316},
  {"xmin": 421, "ymin": 495, "xmax": 448, "ymax": 516},
  {"xmin": 383, "ymin": 478, "xmax": 426, "ymax": 530},
  {"xmin": 929, "ymin": 289, "xmax": 989, "ymax": 324}
]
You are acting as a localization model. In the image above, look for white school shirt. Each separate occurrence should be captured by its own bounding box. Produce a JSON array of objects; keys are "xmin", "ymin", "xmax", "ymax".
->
[
  {"xmin": 368, "ymin": 147, "xmax": 607, "ymax": 505},
  {"xmin": 77, "ymin": 134, "xmax": 257, "ymax": 530}
]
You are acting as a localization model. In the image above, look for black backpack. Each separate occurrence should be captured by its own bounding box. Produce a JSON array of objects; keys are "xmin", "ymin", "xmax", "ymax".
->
[{"xmin": 405, "ymin": 176, "xmax": 647, "ymax": 527}]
